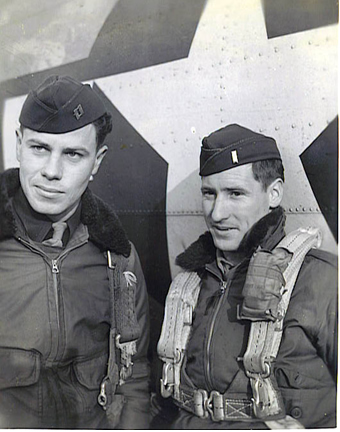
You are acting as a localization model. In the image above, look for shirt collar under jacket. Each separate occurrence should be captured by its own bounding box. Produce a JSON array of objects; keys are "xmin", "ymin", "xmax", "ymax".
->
[
  {"xmin": 175, "ymin": 206, "xmax": 286, "ymax": 273},
  {"xmin": 12, "ymin": 187, "xmax": 81, "ymax": 245},
  {"xmin": 216, "ymin": 249, "xmax": 234, "ymax": 275}
]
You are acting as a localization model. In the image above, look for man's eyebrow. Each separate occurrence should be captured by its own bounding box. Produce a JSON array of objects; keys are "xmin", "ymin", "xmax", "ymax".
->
[
  {"xmin": 201, "ymin": 186, "xmax": 249, "ymax": 194},
  {"xmin": 222, "ymin": 186, "xmax": 248, "ymax": 193},
  {"xmin": 63, "ymin": 146, "xmax": 90, "ymax": 154},
  {"xmin": 26, "ymin": 139, "xmax": 90, "ymax": 155},
  {"xmin": 201, "ymin": 185, "xmax": 215, "ymax": 192},
  {"xmin": 201, "ymin": 185, "xmax": 248, "ymax": 192},
  {"xmin": 26, "ymin": 138, "xmax": 50, "ymax": 147}
]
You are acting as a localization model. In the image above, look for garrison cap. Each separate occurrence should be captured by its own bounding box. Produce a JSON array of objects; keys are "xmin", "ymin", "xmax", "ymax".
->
[
  {"xmin": 199, "ymin": 124, "xmax": 282, "ymax": 176},
  {"xmin": 19, "ymin": 75, "xmax": 107, "ymax": 134}
]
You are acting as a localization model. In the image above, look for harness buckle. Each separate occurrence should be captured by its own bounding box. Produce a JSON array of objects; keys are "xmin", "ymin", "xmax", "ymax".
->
[
  {"xmin": 207, "ymin": 390, "xmax": 224, "ymax": 421},
  {"xmin": 115, "ymin": 335, "xmax": 135, "ymax": 368},
  {"xmin": 246, "ymin": 360, "xmax": 271, "ymax": 379},
  {"xmin": 251, "ymin": 375, "xmax": 276, "ymax": 419},
  {"xmin": 115, "ymin": 334, "xmax": 136, "ymax": 384},
  {"xmin": 193, "ymin": 389, "xmax": 209, "ymax": 418},
  {"xmin": 160, "ymin": 362, "xmax": 174, "ymax": 398}
]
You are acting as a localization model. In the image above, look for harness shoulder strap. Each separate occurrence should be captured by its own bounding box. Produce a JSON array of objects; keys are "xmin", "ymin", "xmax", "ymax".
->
[
  {"xmin": 157, "ymin": 271, "xmax": 201, "ymax": 400},
  {"xmin": 98, "ymin": 250, "xmax": 141, "ymax": 411},
  {"xmin": 241, "ymin": 227, "xmax": 321, "ymax": 428}
]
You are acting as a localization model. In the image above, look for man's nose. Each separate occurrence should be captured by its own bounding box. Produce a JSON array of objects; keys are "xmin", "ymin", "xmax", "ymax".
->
[
  {"xmin": 211, "ymin": 196, "xmax": 230, "ymax": 222},
  {"xmin": 41, "ymin": 155, "xmax": 62, "ymax": 180}
]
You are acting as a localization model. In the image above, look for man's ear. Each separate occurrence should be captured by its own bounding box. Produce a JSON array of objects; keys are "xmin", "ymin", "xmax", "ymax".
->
[
  {"xmin": 15, "ymin": 128, "xmax": 23, "ymax": 163},
  {"xmin": 268, "ymin": 178, "xmax": 284, "ymax": 209},
  {"xmin": 91, "ymin": 145, "xmax": 108, "ymax": 177}
]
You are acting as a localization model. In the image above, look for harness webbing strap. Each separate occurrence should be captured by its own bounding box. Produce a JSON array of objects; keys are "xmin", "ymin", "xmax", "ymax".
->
[
  {"xmin": 98, "ymin": 253, "xmax": 123, "ymax": 409},
  {"xmin": 179, "ymin": 385, "xmax": 255, "ymax": 421},
  {"xmin": 242, "ymin": 227, "xmax": 321, "ymax": 428},
  {"xmin": 116, "ymin": 270, "xmax": 140, "ymax": 344},
  {"xmin": 157, "ymin": 271, "xmax": 201, "ymax": 400},
  {"xmin": 98, "ymin": 250, "xmax": 140, "ymax": 409}
]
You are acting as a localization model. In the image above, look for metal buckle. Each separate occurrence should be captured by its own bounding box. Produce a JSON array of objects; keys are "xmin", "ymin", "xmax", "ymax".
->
[
  {"xmin": 192, "ymin": 389, "xmax": 257, "ymax": 422},
  {"xmin": 246, "ymin": 360, "xmax": 271, "ymax": 379},
  {"xmin": 115, "ymin": 334, "xmax": 136, "ymax": 384},
  {"xmin": 251, "ymin": 374, "xmax": 275, "ymax": 419},
  {"xmin": 183, "ymin": 303, "xmax": 193, "ymax": 325},
  {"xmin": 246, "ymin": 361, "xmax": 274, "ymax": 419},
  {"xmin": 193, "ymin": 389, "xmax": 209, "ymax": 418},
  {"xmin": 160, "ymin": 362, "xmax": 174, "ymax": 398},
  {"xmin": 115, "ymin": 334, "xmax": 135, "ymax": 369},
  {"xmin": 98, "ymin": 376, "xmax": 109, "ymax": 409},
  {"xmin": 107, "ymin": 250, "xmax": 116, "ymax": 269},
  {"xmin": 207, "ymin": 390, "xmax": 224, "ymax": 421},
  {"xmin": 261, "ymin": 361, "xmax": 271, "ymax": 378},
  {"xmin": 174, "ymin": 348, "xmax": 181, "ymax": 363}
]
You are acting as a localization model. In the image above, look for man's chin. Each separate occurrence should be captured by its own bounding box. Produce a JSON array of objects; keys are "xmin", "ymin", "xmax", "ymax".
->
[
  {"xmin": 211, "ymin": 236, "xmax": 241, "ymax": 253},
  {"xmin": 29, "ymin": 201, "xmax": 66, "ymax": 219}
]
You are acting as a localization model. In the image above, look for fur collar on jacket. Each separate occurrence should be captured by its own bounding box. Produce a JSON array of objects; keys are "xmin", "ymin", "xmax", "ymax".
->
[
  {"xmin": 176, "ymin": 206, "xmax": 286, "ymax": 271},
  {"xmin": 0, "ymin": 168, "xmax": 131, "ymax": 256}
]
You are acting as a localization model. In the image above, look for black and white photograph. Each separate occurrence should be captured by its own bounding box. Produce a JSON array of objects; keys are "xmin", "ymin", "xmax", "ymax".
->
[{"xmin": 0, "ymin": 0, "xmax": 337, "ymax": 429}]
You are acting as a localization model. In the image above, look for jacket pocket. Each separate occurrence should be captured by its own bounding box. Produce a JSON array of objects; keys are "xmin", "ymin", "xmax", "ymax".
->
[
  {"xmin": 275, "ymin": 366, "xmax": 336, "ymax": 427},
  {"xmin": 0, "ymin": 347, "xmax": 40, "ymax": 390},
  {"xmin": 73, "ymin": 352, "xmax": 108, "ymax": 390},
  {"xmin": 279, "ymin": 387, "xmax": 336, "ymax": 428},
  {"xmin": 275, "ymin": 366, "xmax": 329, "ymax": 389},
  {"xmin": 70, "ymin": 352, "xmax": 109, "ymax": 414}
]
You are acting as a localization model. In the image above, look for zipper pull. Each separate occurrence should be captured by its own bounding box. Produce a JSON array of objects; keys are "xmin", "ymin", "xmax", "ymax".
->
[
  {"xmin": 52, "ymin": 259, "xmax": 59, "ymax": 274},
  {"xmin": 220, "ymin": 281, "xmax": 227, "ymax": 294}
]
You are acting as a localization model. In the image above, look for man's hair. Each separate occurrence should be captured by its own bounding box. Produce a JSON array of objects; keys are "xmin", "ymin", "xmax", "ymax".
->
[
  {"xmin": 93, "ymin": 112, "xmax": 112, "ymax": 149},
  {"xmin": 252, "ymin": 159, "xmax": 285, "ymax": 190},
  {"xmin": 20, "ymin": 111, "xmax": 113, "ymax": 150}
]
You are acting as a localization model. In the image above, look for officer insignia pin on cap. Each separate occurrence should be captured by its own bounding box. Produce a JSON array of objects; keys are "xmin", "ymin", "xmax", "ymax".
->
[
  {"xmin": 199, "ymin": 124, "xmax": 282, "ymax": 176},
  {"xmin": 231, "ymin": 150, "xmax": 239, "ymax": 164},
  {"xmin": 73, "ymin": 104, "xmax": 84, "ymax": 120}
]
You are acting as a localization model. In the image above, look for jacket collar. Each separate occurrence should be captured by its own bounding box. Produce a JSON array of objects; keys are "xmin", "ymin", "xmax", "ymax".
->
[
  {"xmin": 176, "ymin": 206, "xmax": 286, "ymax": 271},
  {"xmin": 0, "ymin": 168, "xmax": 131, "ymax": 256}
]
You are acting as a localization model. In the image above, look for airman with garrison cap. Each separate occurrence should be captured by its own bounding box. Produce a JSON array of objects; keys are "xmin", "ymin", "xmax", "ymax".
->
[
  {"xmin": 0, "ymin": 75, "xmax": 150, "ymax": 428},
  {"xmin": 157, "ymin": 124, "xmax": 337, "ymax": 429}
]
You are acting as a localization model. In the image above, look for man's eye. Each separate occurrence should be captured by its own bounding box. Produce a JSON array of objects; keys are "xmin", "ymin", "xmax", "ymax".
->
[
  {"xmin": 32, "ymin": 145, "xmax": 47, "ymax": 153},
  {"xmin": 202, "ymin": 190, "xmax": 215, "ymax": 198},
  {"xmin": 230, "ymin": 191, "xmax": 242, "ymax": 197},
  {"xmin": 66, "ymin": 152, "xmax": 82, "ymax": 159}
]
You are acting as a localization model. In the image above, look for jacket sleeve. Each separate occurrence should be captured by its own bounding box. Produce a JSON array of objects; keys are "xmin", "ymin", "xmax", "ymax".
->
[
  {"xmin": 116, "ymin": 243, "xmax": 151, "ymax": 429},
  {"xmin": 311, "ymin": 253, "xmax": 338, "ymax": 380},
  {"xmin": 298, "ymin": 251, "xmax": 338, "ymax": 380}
]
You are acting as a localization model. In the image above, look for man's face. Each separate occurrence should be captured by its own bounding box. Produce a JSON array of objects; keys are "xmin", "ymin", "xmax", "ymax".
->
[
  {"xmin": 201, "ymin": 164, "xmax": 277, "ymax": 253},
  {"xmin": 16, "ymin": 124, "xmax": 107, "ymax": 221}
]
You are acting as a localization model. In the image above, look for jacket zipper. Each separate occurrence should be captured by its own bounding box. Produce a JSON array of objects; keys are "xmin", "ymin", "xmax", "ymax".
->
[
  {"xmin": 17, "ymin": 236, "xmax": 87, "ymax": 363},
  {"xmin": 51, "ymin": 259, "xmax": 60, "ymax": 330},
  {"xmin": 204, "ymin": 279, "xmax": 228, "ymax": 390}
]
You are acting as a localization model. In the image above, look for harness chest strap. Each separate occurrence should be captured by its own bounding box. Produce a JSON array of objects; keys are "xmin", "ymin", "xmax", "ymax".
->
[
  {"xmin": 242, "ymin": 227, "xmax": 321, "ymax": 428},
  {"xmin": 157, "ymin": 227, "xmax": 321, "ymax": 427},
  {"xmin": 98, "ymin": 250, "xmax": 141, "ymax": 410}
]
